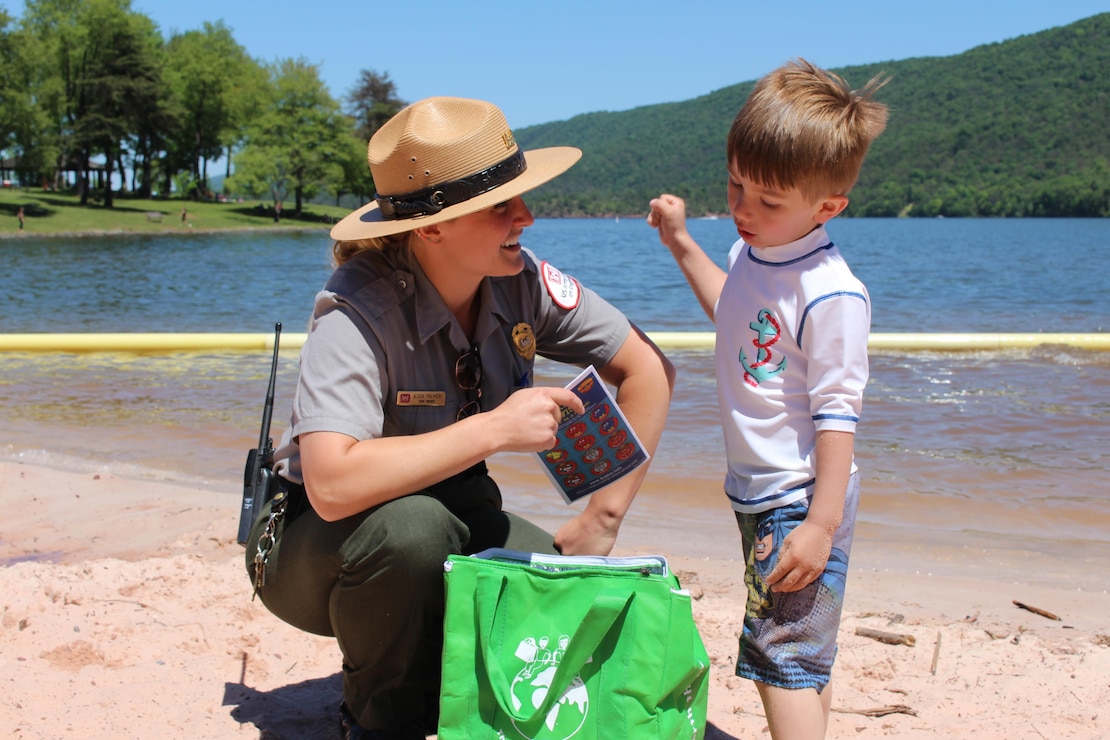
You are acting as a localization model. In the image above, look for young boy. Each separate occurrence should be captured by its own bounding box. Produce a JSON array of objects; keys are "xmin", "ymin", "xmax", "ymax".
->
[{"xmin": 648, "ymin": 58, "xmax": 888, "ymax": 739}]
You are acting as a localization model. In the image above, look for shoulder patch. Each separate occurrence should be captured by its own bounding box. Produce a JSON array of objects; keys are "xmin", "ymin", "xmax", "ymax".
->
[{"xmin": 540, "ymin": 261, "xmax": 581, "ymax": 310}]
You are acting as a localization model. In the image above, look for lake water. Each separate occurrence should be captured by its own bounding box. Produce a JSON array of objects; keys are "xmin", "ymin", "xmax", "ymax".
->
[{"xmin": 1, "ymin": 218, "xmax": 1108, "ymax": 587}]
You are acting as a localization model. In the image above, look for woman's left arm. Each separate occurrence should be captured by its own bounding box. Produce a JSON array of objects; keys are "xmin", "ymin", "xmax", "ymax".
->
[{"xmin": 553, "ymin": 325, "xmax": 675, "ymax": 555}]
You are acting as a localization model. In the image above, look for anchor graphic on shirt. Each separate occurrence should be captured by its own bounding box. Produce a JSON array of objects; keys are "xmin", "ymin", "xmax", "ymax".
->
[{"xmin": 739, "ymin": 309, "xmax": 786, "ymax": 387}]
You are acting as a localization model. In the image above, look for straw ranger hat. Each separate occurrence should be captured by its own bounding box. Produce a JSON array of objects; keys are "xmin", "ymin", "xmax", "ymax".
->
[{"xmin": 330, "ymin": 97, "xmax": 582, "ymax": 241}]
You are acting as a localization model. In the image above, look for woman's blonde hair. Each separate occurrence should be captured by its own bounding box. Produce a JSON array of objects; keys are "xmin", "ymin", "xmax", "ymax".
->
[
  {"xmin": 331, "ymin": 232, "xmax": 410, "ymax": 266},
  {"xmin": 727, "ymin": 58, "xmax": 889, "ymax": 201}
]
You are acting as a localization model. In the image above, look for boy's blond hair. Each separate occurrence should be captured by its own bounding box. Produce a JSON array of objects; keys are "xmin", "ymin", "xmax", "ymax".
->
[{"xmin": 727, "ymin": 58, "xmax": 889, "ymax": 202}]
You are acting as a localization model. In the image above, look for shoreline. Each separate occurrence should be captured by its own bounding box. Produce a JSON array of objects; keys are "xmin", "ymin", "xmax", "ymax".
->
[
  {"xmin": 6, "ymin": 445, "xmax": 1110, "ymax": 592},
  {"xmin": 0, "ymin": 224, "xmax": 329, "ymax": 240},
  {"xmin": 2, "ymin": 459, "xmax": 1108, "ymax": 738}
]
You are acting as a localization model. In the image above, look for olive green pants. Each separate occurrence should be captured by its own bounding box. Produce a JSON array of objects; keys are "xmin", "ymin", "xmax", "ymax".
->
[{"xmin": 244, "ymin": 463, "xmax": 558, "ymax": 732}]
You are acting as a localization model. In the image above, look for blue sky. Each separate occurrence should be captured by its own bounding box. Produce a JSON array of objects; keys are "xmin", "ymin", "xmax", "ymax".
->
[{"xmin": 5, "ymin": 0, "xmax": 1108, "ymax": 128}]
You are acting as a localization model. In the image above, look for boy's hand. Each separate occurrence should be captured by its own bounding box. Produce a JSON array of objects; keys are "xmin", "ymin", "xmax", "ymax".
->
[
  {"xmin": 646, "ymin": 194, "xmax": 690, "ymax": 249},
  {"xmin": 765, "ymin": 520, "xmax": 832, "ymax": 592}
]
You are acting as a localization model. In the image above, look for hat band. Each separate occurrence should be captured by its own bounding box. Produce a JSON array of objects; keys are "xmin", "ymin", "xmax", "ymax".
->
[{"xmin": 374, "ymin": 150, "xmax": 527, "ymax": 221}]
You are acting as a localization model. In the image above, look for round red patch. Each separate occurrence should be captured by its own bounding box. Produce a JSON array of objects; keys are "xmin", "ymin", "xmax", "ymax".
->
[{"xmin": 541, "ymin": 261, "xmax": 581, "ymax": 309}]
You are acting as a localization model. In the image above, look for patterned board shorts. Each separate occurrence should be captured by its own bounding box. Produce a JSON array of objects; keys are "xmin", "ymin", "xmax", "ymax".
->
[{"xmin": 734, "ymin": 472, "xmax": 860, "ymax": 691}]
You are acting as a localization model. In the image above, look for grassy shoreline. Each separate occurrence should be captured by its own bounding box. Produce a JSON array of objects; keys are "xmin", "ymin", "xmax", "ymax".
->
[{"xmin": 0, "ymin": 187, "xmax": 350, "ymax": 238}]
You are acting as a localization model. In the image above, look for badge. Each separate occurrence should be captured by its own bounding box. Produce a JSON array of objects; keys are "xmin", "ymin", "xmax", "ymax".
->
[
  {"xmin": 396, "ymin": 391, "xmax": 446, "ymax": 407},
  {"xmin": 512, "ymin": 322, "xmax": 536, "ymax": 360},
  {"xmin": 541, "ymin": 261, "xmax": 581, "ymax": 310}
]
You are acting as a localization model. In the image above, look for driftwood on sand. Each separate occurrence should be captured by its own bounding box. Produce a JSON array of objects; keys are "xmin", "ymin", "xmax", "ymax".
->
[{"xmin": 855, "ymin": 626, "xmax": 916, "ymax": 646}]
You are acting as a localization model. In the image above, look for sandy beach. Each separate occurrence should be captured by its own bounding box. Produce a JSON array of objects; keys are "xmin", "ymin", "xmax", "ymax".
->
[{"xmin": 2, "ymin": 459, "xmax": 1108, "ymax": 739}]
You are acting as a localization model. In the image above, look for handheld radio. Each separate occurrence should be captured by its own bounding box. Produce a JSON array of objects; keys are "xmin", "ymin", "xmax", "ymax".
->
[{"xmin": 237, "ymin": 322, "xmax": 282, "ymax": 544}]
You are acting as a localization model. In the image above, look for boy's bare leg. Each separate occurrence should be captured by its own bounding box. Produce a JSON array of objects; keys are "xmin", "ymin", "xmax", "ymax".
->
[
  {"xmin": 820, "ymin": 681, "xmax": 832, "ymax": 722},
  {"xmin": 756, "ymin": 681, "xmax": 831, "ymax": 740}
]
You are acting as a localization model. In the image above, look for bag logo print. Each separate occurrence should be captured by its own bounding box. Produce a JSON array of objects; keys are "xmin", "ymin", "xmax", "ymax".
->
[{"xmin": 504, "ymin": 633, "xmax": 592, "ymax": 739}]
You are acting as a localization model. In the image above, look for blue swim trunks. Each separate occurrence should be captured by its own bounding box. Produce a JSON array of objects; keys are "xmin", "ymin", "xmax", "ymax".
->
[{"xmin": 734, "ymin": 472, "xmax": 860, "ymax": 691}]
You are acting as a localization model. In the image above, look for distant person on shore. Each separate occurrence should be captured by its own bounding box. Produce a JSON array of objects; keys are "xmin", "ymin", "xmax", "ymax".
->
[
  {"xmin": 180, "ymin": 205, "xmax": 187, "ymax": 225},
  {"xmin": 17, "ymin": 206, "xmax": 24, "ymax": 230},
  {"xmin": 273, "ymin": 200, "xmax": 281, "ymax": 222},
  {"xmin": 648, "ymin": 58, "xmax": 888, "ymax": 740},
  {"xmin": 244, "ymin": 96, "xmax": 674, "ymax": 739}
]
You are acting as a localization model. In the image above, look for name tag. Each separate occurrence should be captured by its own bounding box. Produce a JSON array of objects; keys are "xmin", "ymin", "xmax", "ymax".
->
[{"xmin": 396, "ymin": 391, "xmax": 446, "ymax": 407}]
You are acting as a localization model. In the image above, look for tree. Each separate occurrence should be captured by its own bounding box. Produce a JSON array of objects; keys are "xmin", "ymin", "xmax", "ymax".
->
[
  {"xmin": 164, "ymin": 21, "xmax": 256, "ymax": 198},
  {"xmin": 18, "ymin": 0, "xmax": 89, "ymax": 194},
  {"xmin": 126, "ymin": 36, "xmax": 178, "ymax": 199},
  {"xmin": 0, "ymin": 10, "xmax": 17, "ymax": 154},
  {"xmin": 333, "ymin": 129, "xmax": 375, "ymax": 206},
  {"xmin": 228, "ymin": 58, "xmax": 349, "ymax": 216},
  {"xmin": 345, "ymin": 68, "xmax": 405, "ymax": 144},
  {"xmin": 70, "ymin": 1, "xmax": 164, "ymax": 207},
  {"xmin": 219, "ymin": 48, "xmax": 268, "ymax": 183}
]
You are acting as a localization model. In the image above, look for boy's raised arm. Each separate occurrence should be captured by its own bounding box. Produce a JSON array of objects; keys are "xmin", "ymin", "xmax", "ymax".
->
[{"xmin": 648, "ymin": 194, "xmax": 728, "ymax": 323}]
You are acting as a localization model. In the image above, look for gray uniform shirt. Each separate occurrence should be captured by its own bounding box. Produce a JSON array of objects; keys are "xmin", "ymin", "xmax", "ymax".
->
[{"xmin": 280, "ymin": 243, "xmax": 630, "ymax": 483}]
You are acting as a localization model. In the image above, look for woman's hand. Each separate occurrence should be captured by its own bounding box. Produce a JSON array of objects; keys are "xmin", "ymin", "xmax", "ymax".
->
[{"xmin": 483, "ymin": 386, "xmax": 585, "ymax": 453}]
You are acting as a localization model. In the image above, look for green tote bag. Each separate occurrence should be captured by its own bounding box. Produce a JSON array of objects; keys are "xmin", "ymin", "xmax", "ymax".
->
[{"xmin": 438, "ymin": 548, "xmax": 710, "ymax": 740}]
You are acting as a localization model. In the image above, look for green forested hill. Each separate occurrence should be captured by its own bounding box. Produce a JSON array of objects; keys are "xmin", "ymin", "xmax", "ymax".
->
[{"xmin": 517, "ymin": 13, "xmax": 1110, "ymax": 218}]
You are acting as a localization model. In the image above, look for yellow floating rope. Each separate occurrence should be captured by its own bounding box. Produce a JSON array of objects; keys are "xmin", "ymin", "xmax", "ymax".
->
[
  {"xmin": 652, "ymin": 332, "xmax": 1110, "ymax": 351},
  {"xmin": 866, "ymin": 333, "xmax": 1110, "ymax": 351},
  {"xmin": 0, "ymin": 332, "xmax": 1107, "ymax": 353},
  {"xmin": 0, "ymin": 332, "xmax": 290, "ymax": 353}
]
